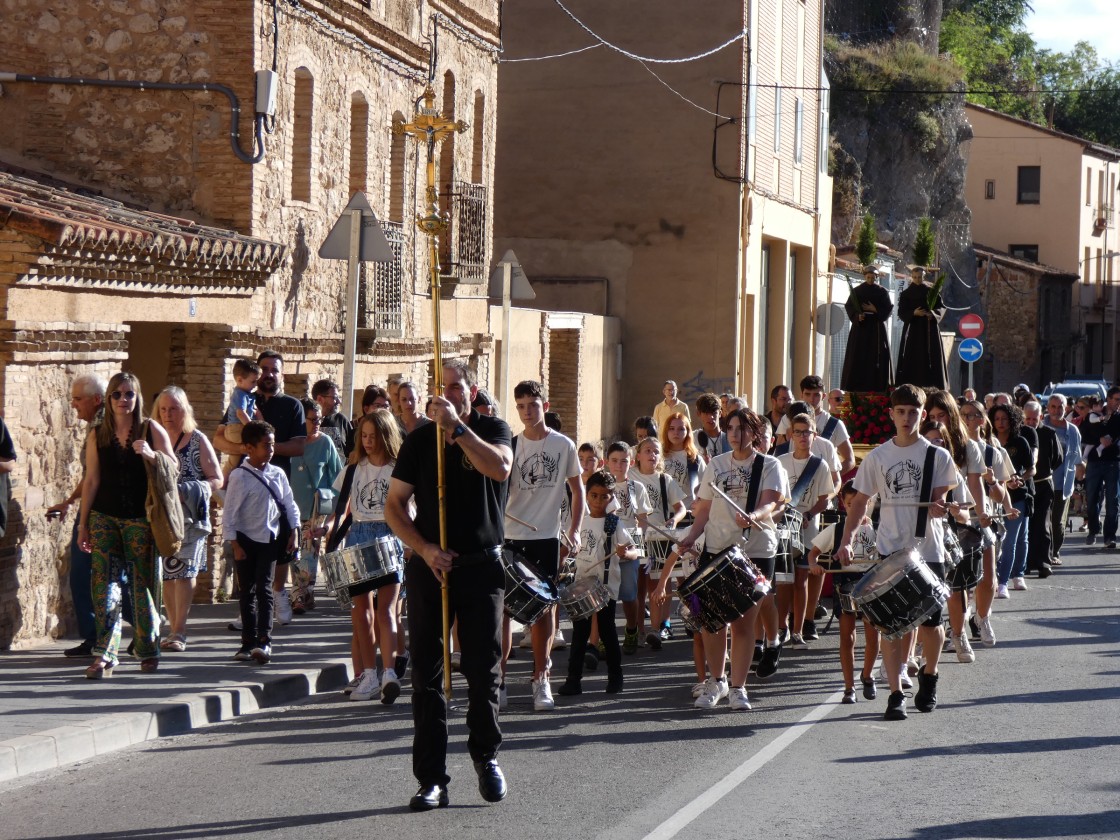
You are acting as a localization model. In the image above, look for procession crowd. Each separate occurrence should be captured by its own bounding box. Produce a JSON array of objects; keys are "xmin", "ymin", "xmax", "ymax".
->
[{"xmin": 41, "ymin": 349, "xmax": 1110, "ymax": 810}]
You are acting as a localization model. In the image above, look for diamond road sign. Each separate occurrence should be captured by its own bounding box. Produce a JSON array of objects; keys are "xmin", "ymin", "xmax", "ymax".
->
[{"xmin": 959, "ymin": 338, "xmax": 984, "ymax": 363}]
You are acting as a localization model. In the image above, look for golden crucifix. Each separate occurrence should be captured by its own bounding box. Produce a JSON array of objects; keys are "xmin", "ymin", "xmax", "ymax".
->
[{"xmin": 393, "ymin": 87, "xmax": 468, "ymax": 698}]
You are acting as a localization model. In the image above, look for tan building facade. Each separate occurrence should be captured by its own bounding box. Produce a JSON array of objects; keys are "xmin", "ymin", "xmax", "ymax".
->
[
  {"xmin": 495, "ymin": 0, "xmax": 832, "ymax": 427},
  {"xmin": 0, "ymin": 0, "xmax": 503, "ymax": 647},
  {"xmin": 964, "ymin": 104, "xmax": 1120, "ymax": 380}
]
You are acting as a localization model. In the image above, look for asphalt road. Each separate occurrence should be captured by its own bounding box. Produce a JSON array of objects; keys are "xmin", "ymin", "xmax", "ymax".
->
[{"xmin": 4, "ymin": 541, "xmax": 1120, "ymax": 840}]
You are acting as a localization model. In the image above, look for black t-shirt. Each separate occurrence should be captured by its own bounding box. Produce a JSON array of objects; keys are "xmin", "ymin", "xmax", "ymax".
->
[
  {"xmin": 392, "ymin": 409, "xmax": 511, "ymax": 553},
  {"xmin": 321, "ymin": 412, "xmax": 353, "ymax": 459},
  {"xmin": 255, "ymin": 392, "xmax": 305, "ymax": 475},
  {"xmin": 1002, "ymin": 434, "xmax": 1033, "ymax": 503}
]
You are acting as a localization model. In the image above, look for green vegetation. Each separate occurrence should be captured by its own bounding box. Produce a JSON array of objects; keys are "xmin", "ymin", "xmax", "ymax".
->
[
  {"xmin": 939, "ymin": 0, "xmax": 1120, "ymax": 146},
  {"xmin": 856, "ymin": 213, "xmax": 878, "ymax": 266},
  {"xmin": 828, "ymin": 39, "xmax": 964, "ymax": 114},
  {"xmin": 913, "ymin": 217, "xmax": 935, "ymax": 267}
]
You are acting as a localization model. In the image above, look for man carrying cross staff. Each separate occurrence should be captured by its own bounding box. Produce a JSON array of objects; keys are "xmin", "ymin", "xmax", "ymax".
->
[{"xmin": 386, "ymin": 360, "xmax": 513, "ymax": 811}]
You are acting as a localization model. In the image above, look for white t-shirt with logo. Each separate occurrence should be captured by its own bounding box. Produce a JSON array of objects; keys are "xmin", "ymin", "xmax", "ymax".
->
[
  {"xmin": 813, "ymin": 519, "xmax": 878, "ymax": 574},
  {"xmin": 853, "ymin": 437, "xmax": 957, "ymax": 564},
  {"xmin": 631, "ymin": 468, "xmax": 686, "ymax": 546},
  {"xmin": 505, "ymin": 429, "xmax": 581, "ymax": 540},
  {"xmin": 334, "ymin": 461, "xmax": 394, "ymax": 523},
  {"xmin": 572, "ymin": 515, "xmax": 634, "ymax": 600},
  {"xmin": 606, "ymin": 475, "xmax": 653, "ymax": 550},
  {"xmin": 698, "ymin": 450, "xmax": 785, "ymax": 556},
  {"xmin": 779, "ymin": 450, "xmax": 838, "ymax": 533},
  {"xmin": 776, "ymin": 410, "xmax": 851, "ymax": 446},
  {"xmin": 663, "ymin": 449, "xmax": 702, "ymax": 506}
]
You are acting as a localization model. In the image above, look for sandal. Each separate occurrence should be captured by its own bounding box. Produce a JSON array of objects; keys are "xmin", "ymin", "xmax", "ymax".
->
[
  {"xmin": 140, "ymin": 657, "xmax": 160, "ymax": 673},
  {"xmin": 85, "ymin": 660, "xmax": 114, "ymax": 680},
  {"xmin": 160, "ymin": 634, "xmax": 187, "ymax": 652}
]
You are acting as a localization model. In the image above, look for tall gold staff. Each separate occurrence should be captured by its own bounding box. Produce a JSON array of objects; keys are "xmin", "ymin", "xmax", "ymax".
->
[{"xmin": 393, "ymin": 88, "xmax": 468, "ymax": 699}]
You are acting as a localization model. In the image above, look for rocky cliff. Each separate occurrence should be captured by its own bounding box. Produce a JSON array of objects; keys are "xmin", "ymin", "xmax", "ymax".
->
[{"xmin": 826, "ymin": 3, "xmax": 980, "ymax": 321}]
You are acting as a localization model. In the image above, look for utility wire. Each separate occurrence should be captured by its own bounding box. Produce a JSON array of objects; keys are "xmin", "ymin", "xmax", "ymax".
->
[{"xmin": 501, "ymin": 44, "xmax": 602, "ymax": 63}]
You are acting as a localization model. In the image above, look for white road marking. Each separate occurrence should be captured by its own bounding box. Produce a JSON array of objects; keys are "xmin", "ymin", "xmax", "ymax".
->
[{"xmin": 639, "ymin": 690, "xmax": 845, "ymax": 840}]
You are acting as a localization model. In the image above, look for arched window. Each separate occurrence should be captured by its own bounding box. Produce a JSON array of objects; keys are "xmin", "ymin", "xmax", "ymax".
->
[
  {"xmin": 291, "ymin": 68, "xmax": 314, "ymax": 202},
  {"xmin": 389, "ymin": 110, "xmax": 406, "ymax": 223},
  {"xmin": 349, "ymin": 92, "xmax": 369, "ymax": 196},
  {"xmin": 471, "ymin": 90, "xmax": 485, "ymax": 184}
]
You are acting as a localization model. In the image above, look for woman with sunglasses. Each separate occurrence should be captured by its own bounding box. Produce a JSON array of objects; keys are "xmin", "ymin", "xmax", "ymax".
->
[{"xmin": 78, "ymin": 372, "xmax": 175, "ymax": 678}]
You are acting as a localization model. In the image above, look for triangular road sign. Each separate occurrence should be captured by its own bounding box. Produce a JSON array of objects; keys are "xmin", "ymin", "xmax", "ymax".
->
[
  {"xmin": 488, "ymin": 249, "xmax": 535, "ymax": 300},
  {"xmin": 318, "ymin": 193, "xmax": 394, "ymax": 261}
]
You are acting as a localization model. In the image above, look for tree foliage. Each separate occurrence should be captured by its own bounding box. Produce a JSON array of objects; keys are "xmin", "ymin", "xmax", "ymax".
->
[
  {"xmin": 913, "ymin": 217, "xmax": 935, "ymax": 267},
  {"xmin": 857, "ymin": 213, "xmax": 878, "ymax": 266},
  {"xmin": 939, "ymin": 2, "xmax": 1120, "ymax": 147}
]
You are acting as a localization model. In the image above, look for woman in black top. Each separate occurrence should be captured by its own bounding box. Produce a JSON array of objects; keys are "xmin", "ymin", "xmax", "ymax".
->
[
  {"xmin": 78, "ymin": 372, "xmax": 174, "ymax": 678},
  {"xmin": 990, "ymin": 403, "xmax": 1032, "ymax": 599}
]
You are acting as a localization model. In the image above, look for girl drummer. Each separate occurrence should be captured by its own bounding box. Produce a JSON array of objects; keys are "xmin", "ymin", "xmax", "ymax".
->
[
  {"xmin": 318, "ymin": 410, "xmax": 405, "ymax": 704},
  {"xmin": 808, "ymin": 481, "xmax": 880, "ymax": 704},
  {"xmin": 674, "ymin": 408, "xmax": 785, "ymax": 711},
  {"xmin": 631, "ymin": 437, "xmax": 687, "ymax": 650}
]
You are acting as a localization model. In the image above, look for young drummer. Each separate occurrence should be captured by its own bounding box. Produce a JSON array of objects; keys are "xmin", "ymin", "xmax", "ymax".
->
[
  {"xmin": 777, "ymin": 413, "xmax": 837, "ymax": 648},
  {"xmin": 833, "ymin": 384, "xmax": 957, "ymax": 721},
  {"xmin": 605, "ymin": 442, "xmax": 653, "ymax": 652},
  {"xmin": 502, "ymin": 381, "xmax": 584, "ymax": 712},
  {"xmin": 557, "ymin": 470, "xmax": 636, "ymax": 695},
  {"xmin": 676, "ymin": 408, "xmax": 785, "ymax": 711},
  {"xmin": 631, "ymin": 437, "xmax": 686, "ymax": 648},
  {"xmin": 809, "ymin": 481, "xmax": 880, "ymax": 703}
]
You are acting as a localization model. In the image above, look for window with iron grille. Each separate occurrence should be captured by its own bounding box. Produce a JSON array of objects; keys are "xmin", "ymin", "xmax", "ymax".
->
[
  {"xmin": 361, "ymin": 220, "xmax": 405, "ymax": 336},
  {"xmin": 440, "ymin": 181, "xmax": 487, "ymax": 283}
]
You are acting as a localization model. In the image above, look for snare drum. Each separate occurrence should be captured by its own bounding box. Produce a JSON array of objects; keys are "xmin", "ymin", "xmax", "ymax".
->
[
  {"xmin": 676, "ymin": 599, "xmax": 705, "ymax": 634},
  {"xmin": 322, "ymin": 536, "xmax": 405, "ymax": 609},
  {"xmin": 677, "ymin": 545, "xmax": 771, "ymax": 633},
  {"xmin": 777, "ymin": 508, "xmax": 805, "ymax": 562},
  {"xmin": 503, "ymin": 549, "xmax": 559, "ymax": 627},
  {"xmin": 559, "ymin": 578, "xmax": 611, "ymax": 621},
  {"xmin": 836, "ymin": 577, "xmax": 860, "ymax": 615},
  {"xmin": 949, "ymin": 522, "xmax": 986, "ymax": 591},
  {"xmin": 851, "ymin": 548, "xmax": 949, "ymax": 640}
]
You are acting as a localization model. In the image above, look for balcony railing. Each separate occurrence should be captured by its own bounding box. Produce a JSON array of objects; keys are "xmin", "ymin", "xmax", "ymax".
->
[
  {"xmin": 1095, "ymin": 204, "xmax": 1115, "ymax": 229},
  {"xmin": 439, "ymin": 181, "xmax": 487, "ymax": 284},
  {"xmin": 361, "ymin": 220, "xmax": 405, "ymax": 337}
]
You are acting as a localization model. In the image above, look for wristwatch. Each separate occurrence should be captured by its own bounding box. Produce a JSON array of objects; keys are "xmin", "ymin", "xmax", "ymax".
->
[{"xmin": 451, "ymin": 423, "xmax": 468, "ymax": 440}]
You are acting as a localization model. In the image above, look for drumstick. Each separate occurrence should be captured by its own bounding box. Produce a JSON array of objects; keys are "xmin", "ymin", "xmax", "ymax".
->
[
  {"xmin": 877, "ymin": 502, "xmax": 974, "ymax": 509},
  {"xmin": 505, "ymin": 512, "xmax": 539, "ymax": 532},
  {"xmin": 643, "ymin": 520, "xmax": 682, "ymax": 544},
  {"xmin": 710, "ymin": 485, "xmax": 751, "ymax": 520}
]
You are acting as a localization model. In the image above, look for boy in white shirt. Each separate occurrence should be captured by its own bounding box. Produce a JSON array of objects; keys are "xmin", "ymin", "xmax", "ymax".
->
[
  {"xmin": 777, "ymin": 413, "xmax": 837, "ymax": 649},
  {"xmin": 834, "ymin": 384, "xmax": 957, "ymax": 721},
  {"xmin": 605, "ymin": 442, "xmax": 653, "ymax": 653},
  {"xmin": 556, "ymin": 470, "xmax": 636, "ymax": 696},
  {"xmin": 775, "ymin": 375, "xmax": 856, "ymax": 475}
]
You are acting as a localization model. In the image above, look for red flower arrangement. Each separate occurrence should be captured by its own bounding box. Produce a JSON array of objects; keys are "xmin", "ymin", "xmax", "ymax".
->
[{"xmin": 836, "ymin": 391, "xmax": 894, "ymax": 445}]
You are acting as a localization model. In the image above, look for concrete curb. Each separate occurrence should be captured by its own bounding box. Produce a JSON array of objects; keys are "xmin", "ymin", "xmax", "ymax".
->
[{"xmin": 0, "ymin": 660, "xmax": 350, "ymax": 784}]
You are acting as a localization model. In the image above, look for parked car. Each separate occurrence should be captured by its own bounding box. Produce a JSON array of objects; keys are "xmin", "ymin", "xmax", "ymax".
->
[{"xmin": 1042, "ymin": 380, "xmax": 1110, "ymax": 403}]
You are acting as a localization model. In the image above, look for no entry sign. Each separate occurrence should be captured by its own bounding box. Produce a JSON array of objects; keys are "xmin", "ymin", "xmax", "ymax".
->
[{"xmin": 959, "ymin": 313, "xmax": 985, "ymax": 339}]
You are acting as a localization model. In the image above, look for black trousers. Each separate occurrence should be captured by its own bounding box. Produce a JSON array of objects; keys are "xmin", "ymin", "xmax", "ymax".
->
[
  {"xmin": 566, "ymin": 598, "xmax": 621, "ymax": 684},
  {"xmin": 405, "ymin": 552, "xmax": 504, "ymax": 788},
  {"xmin": 234, "ymin": 533, "xmax": 279, "ymax": 646},
  {"xmin": 1028, "ymin": 479, "xmax": 1055, "ymax": 571}
]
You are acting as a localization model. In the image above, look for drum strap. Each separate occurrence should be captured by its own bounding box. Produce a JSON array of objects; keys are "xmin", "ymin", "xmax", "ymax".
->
[
  {"xmin": 830, "ymin": 513, "xmax": 848, "ymax": 555},
  {"xmin": 773, "ymin": 440, "xmax": 790, "ymax": 457},
  {"xmin": 326, "ymin": 464, "xmax": 358, "ymax": 553},
  {"xmin": 790, "ymin": 455, "xmax": 823, "ymax": 504},
  {"xmin": 745, "ymin": 454, "xmax": 765, "ymax": 516},
  {"xmin": 660, "ymin": 474, "xmax": 669, "ymax": 522},
  {"xmin": 602, "ymin": 513, "xmax": 619, "ymax": 585},
  {"xmin": 914, "ymin": 446, "xmax": 938, "ymax": 539},
  {"xmin": 822, "ymin": 415, "xmax": 840, "ymax": 441}
]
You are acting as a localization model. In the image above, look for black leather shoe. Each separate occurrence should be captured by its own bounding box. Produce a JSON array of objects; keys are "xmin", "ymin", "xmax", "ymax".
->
[
  {"xmin": 65, "ymin": 641, "xmax": 94, "ymax": 658},
  {"xmin": 474, "ymin": 759, "xmax": 507, "ymax": 803},
  {"xmin": 1036, "ymin": 563, "xmax": 1053, "ymax": 579},
  {"xmin": 409, "ymin": 784, "xmax": 449, "ymax": 811}
]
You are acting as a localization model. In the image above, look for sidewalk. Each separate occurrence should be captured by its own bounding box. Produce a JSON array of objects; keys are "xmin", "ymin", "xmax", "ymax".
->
[{"xmin": 0, "ymin": 598, "xmax": 355, "ymax": 784}]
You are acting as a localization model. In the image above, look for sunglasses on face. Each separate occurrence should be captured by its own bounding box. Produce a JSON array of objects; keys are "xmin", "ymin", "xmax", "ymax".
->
[{"xmin": 111, "ymin": 390, "xmax": 136, "ymax": 401}]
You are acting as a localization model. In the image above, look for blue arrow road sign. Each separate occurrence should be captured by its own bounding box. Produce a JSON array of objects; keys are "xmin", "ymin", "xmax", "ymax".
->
[{"xmin": 959, "ymin": 338, "xmax": 984, "ymax": 363}]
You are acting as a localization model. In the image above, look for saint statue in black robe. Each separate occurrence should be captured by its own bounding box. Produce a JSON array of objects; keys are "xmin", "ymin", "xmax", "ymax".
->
[
  {"xmin": 895, "ymin": 268, "xmax": 949, "ymax": 390},
  {"xmin": 841, "ymin": 268, "xmax": 893, "ymax": 392}
]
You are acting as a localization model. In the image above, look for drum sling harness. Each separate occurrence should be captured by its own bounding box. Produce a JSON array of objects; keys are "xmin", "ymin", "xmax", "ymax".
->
[
  {"xmin": 325, "ymin": 463, "xmax": 358, "ymax": 553},
  {"xmin": 914, "ymin": 446, "xmax": 939, "ymax": 540}
]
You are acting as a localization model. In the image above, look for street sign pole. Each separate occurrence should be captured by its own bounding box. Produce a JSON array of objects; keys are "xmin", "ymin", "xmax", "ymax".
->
[
  {"xmin": 342, "ymin": 209, "xmax": 362, "ymax": 419},
  {"xmin": 501, "ymin": 261, "xmax": 512, "ymax": 412},
  {"xmin": 969, "ymin": 361, "xmax": 974, "ymax": 392}
]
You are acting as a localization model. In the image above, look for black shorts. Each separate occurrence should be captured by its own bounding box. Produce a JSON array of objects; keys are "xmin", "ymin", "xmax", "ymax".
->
[
  {"xmin": 348, "ymin": 571, "xmax": 402, "ymax": 599},
  {"xmin": 920, "ymin": 562, "xmax": 947, "ymax": 628},
  {"xmin": 505, "ymin": 537, "xmax": 560, "ymax": 581}
]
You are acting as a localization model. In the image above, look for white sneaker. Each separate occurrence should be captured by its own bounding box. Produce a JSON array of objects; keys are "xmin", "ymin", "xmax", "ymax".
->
[
  {"xmin": 350, "ymin": 668, "xmax": 379, "ymax": 701},
  {"xmin": 729, "ymin": 686, "xmax": 752, "ymax": 711},
  {"xmin": 876, "ymin": 659, "xmax": 887, "ymax": 683},
  {"xmin": 342, "ymin": 674, "xmax": 362, "ymax": 695},
  {"xmin": 789, "ymin": 633, "xmax": 808, "ymax": 650},
  {"xmin": 978, "ymin": 616, "xmax": 997, "ymax": 647},
  {"xmin": 899, "ymin": 667, "xmax": 913, "ymax": 690},
  {"xmin": 953, "ymin": 633, "xmax": 975, "ymax": 664},
  {"xmin": 551, "ymin": 630, "xmax": 568, "ymax": 651},
  {"xmin": 519, "ymin": 631, "xmax": 533, "ymax": 649},
  {"xmin": 276, "ymin": 590, "xmax": 293, "ymax": 625},
  {"xmin": 691, "ymin": 681, "xmax": 707, "ymax": 699},
  {"xmin": 693, "ymin": 677, "xmax": 727, "ymax": 709},
  {"xmin": 499, "ymin": 682, "xmax": 508, "ymax": 709},
  {"xmin": 532, "ymin": 676, "xmax": 555, "ymax": 711},
  {"xmin": 380, "ymin": 668, "xmax": 401, "ymax": 704},
  {"xmin": 995, "ymin": 584, "xmax": 1010, "ymax": 599},
  {"xmin": 1011, "ymin": 576, "xmax": 1028, "ymax": 591}
]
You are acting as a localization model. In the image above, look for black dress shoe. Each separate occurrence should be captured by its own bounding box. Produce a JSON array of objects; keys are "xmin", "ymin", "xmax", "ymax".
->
[
  {"xmin": 1036, "ymin": 563, "xmax": 1053, "ymax": 579},
  {"xmin": 65, "ymin": 641, "xmax": 94, "ymax": 658},
  {"xmin": 409, "ymin": 784, "xmax": 449, "ymax": 811},
  {"xmin": 474, "ymin": 759, "xmax": 507, "ymax": 803}
]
